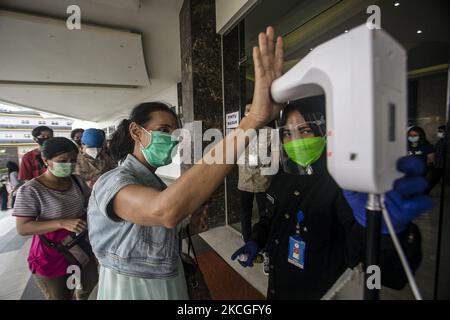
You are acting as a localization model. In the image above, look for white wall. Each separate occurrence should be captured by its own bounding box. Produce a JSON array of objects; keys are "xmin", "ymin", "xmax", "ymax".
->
[
  {"xmin": 0, "ymin": 2, "xmax": 183, "ymax": 122},
  {"xmin": 0, "ymin": 116, "xmax": 72, "ymax": 128},
  {"xmin": 71, "ymin": 120, "xmax": 99, "ymax": 130},
  {"xmin": 0, "ymin": 10, "xmax": 149, "ymax": 86},
  {"xmin": 0, "ymin": 130, "xmax": 70, "ymax": 140}
]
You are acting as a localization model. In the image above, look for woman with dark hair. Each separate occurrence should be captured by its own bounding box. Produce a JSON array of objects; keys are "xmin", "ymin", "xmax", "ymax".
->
[
  {"xmin": 88, "ymin": 26, "xmax": 284, "ymax": 300},
  {"xmin": 13, "ymin": 137, "xmax": 98, "ymax": 300},
  {"xmin": 231, "ymin": 98, "xmax": 432, "ymax": 299},
  {"xmin": 6, "ymin": 161, "xmax": 20, "ymax": 208},
  {"xmin": 407, "ymin": 126, "xmax": 435, "ymax": 169},
  {"xmin": 71, "ymin": 128, "xmax": 85, "ymax": 149}
]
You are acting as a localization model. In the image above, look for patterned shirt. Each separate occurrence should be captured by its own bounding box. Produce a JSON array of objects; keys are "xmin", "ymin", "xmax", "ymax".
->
[
  {"xmin": 75, "ymin": 150, "xmax": 117, "ymax": 186},
  {"xmin": 237, "ymin": 128, "xmax": 273, "ymax": 193}
]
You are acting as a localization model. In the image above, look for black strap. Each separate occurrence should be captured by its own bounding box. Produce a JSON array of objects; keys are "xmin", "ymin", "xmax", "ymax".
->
[
  {"xmin": 186, "ymin": 225, "xmax": 199, "ymax": 266},
  {"xmin": 71, "ymin": 175, "xmax": 82, "ymax": 192},
  {"xmin": 39, "ymin": 234, "xmax": 58, "ymax": 249},
  {"xmin": 39, "ymin": 230, "xmax": 88, "ymax": 250},
  {"xmin": 38, "ymin": 176, "xmax": 88, "ymax": 253},
  {"xmin": 71, "ymin": 175, "xmax": 87, "ymax": 206}
]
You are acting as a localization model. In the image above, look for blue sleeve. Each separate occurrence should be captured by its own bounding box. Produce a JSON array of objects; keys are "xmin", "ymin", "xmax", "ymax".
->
[{"xmin": 90, "ymin": 170, "xmax": 137, "ymax": 222}]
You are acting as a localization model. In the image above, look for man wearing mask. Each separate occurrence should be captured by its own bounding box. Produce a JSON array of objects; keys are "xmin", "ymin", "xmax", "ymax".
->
[
  {"xmin": 75, "ymin": 128, "xmax": 117, "ymax": 189},
  {"xmin": 71, "ymin": 128, "xmax": 84, "ymax": 149},
  {"xmin": 19, "ymin": 126, "xmax": 54, "ymax": 181}
]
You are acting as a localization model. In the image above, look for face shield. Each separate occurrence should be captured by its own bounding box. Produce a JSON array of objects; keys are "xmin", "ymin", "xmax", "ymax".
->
[{"xmin": 279, "ymin": 112, "xmax": 326, "ymax": 175}]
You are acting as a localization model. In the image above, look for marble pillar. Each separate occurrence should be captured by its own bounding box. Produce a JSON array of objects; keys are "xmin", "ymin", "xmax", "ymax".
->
[{"xmin": 179, "ymin": 0, "xmax": 225, "ymax": 228}]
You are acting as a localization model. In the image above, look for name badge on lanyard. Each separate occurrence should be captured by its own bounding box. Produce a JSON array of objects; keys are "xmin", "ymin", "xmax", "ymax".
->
[{"xmin": 287, "ymin": 210, "xmax": 306, "ymax": 269}]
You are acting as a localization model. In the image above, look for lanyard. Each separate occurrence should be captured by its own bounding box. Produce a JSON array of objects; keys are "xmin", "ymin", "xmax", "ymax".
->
[{"xmin": 295, "ymin": 210, "xmax": 305, "ymax": 236}]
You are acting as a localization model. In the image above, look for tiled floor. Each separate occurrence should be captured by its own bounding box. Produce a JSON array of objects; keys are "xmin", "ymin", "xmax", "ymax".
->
[
  {"xmin": 0, "ymin": 210, "xmax": 96, "ymax": 300},
  {"xmin": 0, "ymin": 210, "xmax": 35, "ymax": 300},
  {"xmin": 200, "ymin": 226, "xmax": 268, "ymax": 297}
]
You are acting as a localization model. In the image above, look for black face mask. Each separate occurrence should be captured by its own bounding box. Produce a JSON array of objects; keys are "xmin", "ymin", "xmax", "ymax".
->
[
  {"xmin": 36, "ymin": 137, "xmax": 49, "ymax": 146},
  {"xmin": 74, "ymin": 139, "xmax": 82, "ymax": 146}
]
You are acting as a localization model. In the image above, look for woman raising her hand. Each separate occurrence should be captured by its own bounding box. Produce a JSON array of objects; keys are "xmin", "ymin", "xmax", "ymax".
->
[{"xmin": 87, "ymin": 26, "xmax": 284, "ymax": 300}]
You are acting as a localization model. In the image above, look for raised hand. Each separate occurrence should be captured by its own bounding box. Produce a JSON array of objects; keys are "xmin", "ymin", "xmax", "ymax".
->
[{"xmin": 246, "ymin": 26, "xmax": 284, "ymax": 129}]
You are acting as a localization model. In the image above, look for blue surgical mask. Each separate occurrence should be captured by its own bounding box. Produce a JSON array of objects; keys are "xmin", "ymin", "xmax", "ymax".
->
[{"xmin": 408, "ymin": 136, "xmax": 419, "ymax": 143}]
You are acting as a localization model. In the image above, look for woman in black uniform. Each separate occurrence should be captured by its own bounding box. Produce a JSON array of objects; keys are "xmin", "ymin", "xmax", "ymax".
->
[{"xmin": 232, "ymin": 97, "xmax": 432, "ymax": 299}]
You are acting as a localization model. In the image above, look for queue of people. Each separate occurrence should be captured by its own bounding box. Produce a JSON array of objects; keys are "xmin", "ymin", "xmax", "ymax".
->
[
  {"xmin": 9, "ymin": 26, "xmax": 438, "ymax": 300},
  {"xmin": 7, "ymin": 126, "xmax": 117, "ymax": 299}
]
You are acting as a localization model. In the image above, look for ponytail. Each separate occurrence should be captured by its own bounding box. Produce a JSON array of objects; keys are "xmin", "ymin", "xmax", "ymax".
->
[
  {"xmin": 109, "ymin": 102, "xmax": 180, "ymax": 163},
  {"xmin": 109, "ymin": 119, "xmax": 133, "ymax": 163}
]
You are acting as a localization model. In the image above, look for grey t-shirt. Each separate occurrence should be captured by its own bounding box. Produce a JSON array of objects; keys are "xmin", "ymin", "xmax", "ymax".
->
[{"xmin": 13, "ymin": 176, "xmax": 89, "ymax": 220}]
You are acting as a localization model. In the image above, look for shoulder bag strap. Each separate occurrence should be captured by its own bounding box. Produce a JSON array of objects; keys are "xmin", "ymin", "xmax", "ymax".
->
[
  {"xmin": 71, "ymin": 175, "xmax": 87, "ymax": 207},
  {"xmin": 186, "ymin": 225, "xmax": 199, "ymax": 266}
]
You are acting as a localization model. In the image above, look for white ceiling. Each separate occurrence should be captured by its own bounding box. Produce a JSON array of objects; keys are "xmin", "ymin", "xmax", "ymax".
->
[{"xmin": 0, "ymin": 0, "xmax": 184, "ymax": 122}]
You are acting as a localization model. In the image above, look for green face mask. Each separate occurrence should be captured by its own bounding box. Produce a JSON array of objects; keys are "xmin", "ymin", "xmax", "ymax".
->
[
  {"xmin": 140, "ymin": 128, "xmax": 179, "ymax": 168},
  {"xmin": 283, "ymin": 136, "xmax": 326, "ymax": 167},
  {"xmin": 48, "ymin": 162, "xmax": 76, "ymax": 178}
]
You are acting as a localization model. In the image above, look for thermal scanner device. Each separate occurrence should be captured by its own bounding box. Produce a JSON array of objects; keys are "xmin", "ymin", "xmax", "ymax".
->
[
  {"xmin": 271, "ymin": 24, "xmax": 407, "ymax": 194},
  {"xmin": 271, "ymin": 24, "xmax": 418, "ymax": 300}
]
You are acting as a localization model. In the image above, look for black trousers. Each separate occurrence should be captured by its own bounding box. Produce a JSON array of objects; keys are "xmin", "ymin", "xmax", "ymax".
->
[
  {"xmin": 0, "ymin": 191, "xmax": 7, "ymax": 211},
  {"xmin": 426, "ymin": 167, "xmax": 444, "ymax": 194},
  {"xmin": 239, "ymin": 190, "xmax": 266, "ymax": 243}
]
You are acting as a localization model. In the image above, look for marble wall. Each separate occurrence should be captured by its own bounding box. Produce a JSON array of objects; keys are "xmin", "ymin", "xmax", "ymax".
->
[{"xmin": 179, "ymin": 0, "xmax": 226, "ymax": 228}]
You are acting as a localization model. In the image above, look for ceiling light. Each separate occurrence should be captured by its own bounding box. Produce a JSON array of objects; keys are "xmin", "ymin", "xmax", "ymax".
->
[
  {"xmin": 416, "ymin": 30, "xmax": 422, "ymax": 34},
  {"xmin": 345, "ymin": 30, "xmax": 349, "ymax": 33},
  {"xmin": 394, "ymin": 2, "xmax": 400, "ymax": 7}
]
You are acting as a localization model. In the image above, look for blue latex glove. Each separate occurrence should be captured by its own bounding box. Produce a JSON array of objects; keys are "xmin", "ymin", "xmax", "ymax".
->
[
  {"xmin": 231, "ymin": 241, "xmax": 259, "ymax": 267},
  {"xmin": 343, "ymin": 156, "xmax": 433, "ymax": 234}
]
